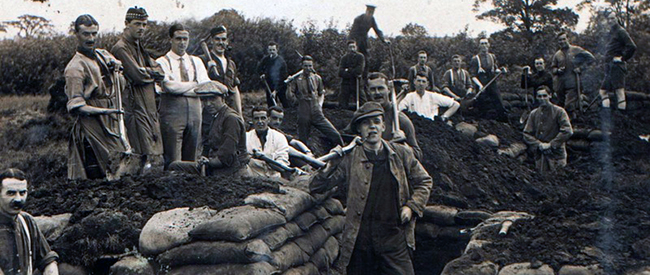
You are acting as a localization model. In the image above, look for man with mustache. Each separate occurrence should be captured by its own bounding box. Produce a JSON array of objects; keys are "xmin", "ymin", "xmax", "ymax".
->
[
  {"xmin": 111, "ymin": 6, "xmax": 165, "ymax": 172},
  {"xmin": 64, "ymin": 14, "xmax": 129, "ymax": 180},
  {"xmin": 246, "ymin": 106, "xmax": 290, "ymax": 178},
  {"xmin": 310, "ymin": 102, "xmax": 432, "ymax": 275},
  {"xmin": 258, "ymin": 42, "xmax": 289, "ymax": 108},
  {"xmin": 0, "ymin": 168, "xmax": 59, "ymax": 275}
]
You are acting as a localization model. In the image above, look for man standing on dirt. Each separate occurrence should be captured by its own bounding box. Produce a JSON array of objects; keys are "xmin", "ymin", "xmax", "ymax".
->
[
  {"xmin": 111, "ymin": 6, "xmax": 164, "ymax": 172},
  {"xmin": 310, "ymin": 102, "xmax": 432, "ymax": 275},
  {"xmin": 349, "ymin": 4, "xmax": 389, "ymax": 77},
  {"xmin": 399, "ymin": 74, "xmax": 459, "ymax": 121},
  {"xmin": 598, "ymin": 10, "xmax": 636, "ymax": 110},
  {"xmin": 267, "ymin": 106, "xmax": 315, "ymax": 163},
  {"xmin": 156, "ymin": 24, "xmax": 212, "ymax": 170},
  {"xmin": 469, "ymin": 38, "xmax": 508, "ymax": 121},
  {"xmin": 338, "ymin": 40, "xmax": 365, "ymax": 109},
  {"xmin": 550, "ymin": 32, "xmax": 595, "ymax": 117},
  {"xmin": 407, "ymin": 50, "xmax": 437, "ymax": 92},
  {"xmin": 287, "ymin": 55, "xmax": 344, "ymax": 147},
  {"xmin": 366, "ymin": 72, "xmax": 422, "ymax": 160},
  {"xmin": 0, "ymin": 168, "xmax": 59, "ymax": 275},
  {"xmin": 168, "ymin": 82, "xmax": 248, "ymax": 176},
  {"xmin": 521, "ymin": 57, "xmax": 554, "ymax": 106},
  {"xmin": 523, "ymin": 86, "xmax": 573, "ymax": 173},
  {"xmin": 258, "ymin": 42, "xmax": 289, "ymax": 108},
  {"xmin": 65, "ymin": 14, "xmax": 129, "ymax": 181},
  {"xmin": 246, "ymin": 106, "xmax": 290, "ymax": 178},
  {"xmin": 442, "ymin": 54, "xmax": 473, "ymax": 101},
  {"xmin": 200, "ymin": 25, "xmax": 243, "ymax": 116}
]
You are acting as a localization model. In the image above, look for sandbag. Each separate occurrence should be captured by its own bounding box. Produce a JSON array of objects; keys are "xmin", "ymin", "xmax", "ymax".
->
[
  {"xmin": 321, "ymin": 198, "xmax": 344, "ymax": 215},
  {"xmin": 157, "ymin": 239, "xmax": 271, "ymax": 267},
  {"xmin": 245, "ymin": 187, "xmax": 316, "ymax": 221},
  {"xmin": 455, "ymin": 122, "xmax": 478, "ymax": 138},
  {"xmin": 260, "ymin": 222, "xmax": 305, "ymax": 251},
  {"xmin": 34, "ymin": 213, "xmax": 72, "ymax": 242},
  {"xmin": 455, "ymin": 210, "xmax": 492, "ymax": 226},
  {"xmin": 271, "ymin": 242, "xmax": 310, "ymax": 271},
  {"xmin": 168, "ymin": 262, "xmax": 278, "ymax": 275},
  {"xmin": 294, "ymin": 224, "xmax": 329, "ymax": 256},
  {"xmin": 139, "ymin": 207, "xmax": 215, "ymax": 255},
  {"xmin": 189, "ymin": 205, "xmax": 286, "ymax": 242},
  {"xmin": 321, "ymin": 215, "xmax": 345, "ymax": 235},
  {"xmin": 475, "ymin": 135, "xmax": 499, "ymax": 147},
  {"xmin": 587, "ymin": 130, "xmax": 605, "ymax": 142},
  {"xmin": 310, "ymin": 236, "xmax": 339, "ymax": 271},
  {"xmin": 626, "ymin": 91, "xmax": 649, "ymax": 101},
  {"xmin": 422, "ymin": 205, "xmax": 458, "ymax": 225},
  {"xmin": 294, "ymin": 211, "xmax": 318, "ymax": 231},
  {"xmin": 282, "ymin": 262, "xmax": 320, "ymax": 275},
  {"xmin": 497, "ymin": 143, "xmax": 527, "ymax": 158},
  {"xmin": 109, "ymin": 256, "xmax": 153, "ymax": 275},
  {"xmin": 283, "ymin": 175, "xmax": 311, "ymax": 193},
  {"xmin": 501, "ymin": 92, "xmax": 520, "ymax": 101},
  {"xmin": 415, "ymin": 222, "xmax": 440, "ymax": 239},
  {"xmin": 567, "ymin": 139, "xmax": 591, "ymax": 151},
  {"xmin": 311, "ymin": 205, "xmax": 332, "ymax": 221},
  {"xmin": 571, "ymin": 128, "xmax": 591, "ymax": 139}
]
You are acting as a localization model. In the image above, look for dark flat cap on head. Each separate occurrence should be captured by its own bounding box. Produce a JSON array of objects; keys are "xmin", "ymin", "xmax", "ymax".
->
[
  {"xmin": 210, "ymin": 25, "xmax": 227, "ymax": 37},
  {"xmin": 126, "ymin": 6, "xmax": 148, "ymax": 21},
  {"xmin": 195, "ymin": 81, "xmax": 228, "ymax": 97},
  {"xmin": 349, "ymin": 102, "xmax": 385, "ymax": 133}
]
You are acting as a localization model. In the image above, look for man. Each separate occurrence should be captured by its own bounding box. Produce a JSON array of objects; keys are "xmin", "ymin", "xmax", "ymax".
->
[
  {"xmin": 168, "ymin": 82, "xmax": 248, "ymax": 176},
  {"xmin": 367, "ymin": 72, "xmax": 423, "ymax": 160},
  {"xmin": 550, "ymin": 32, "xmax": 595, "ymax": 116},
  {"xmin": 246, "ymin": 106, "xmax": 290, "ymax": 178},
  {"xmin": 111, "ymin": 6, "xmax": 164, "ymax": 171},
  {"xmin": 310, "ymin": 102, "xmax": 432, "ymax": 275},
  {"xmin": 268, "ymin": 106, "xmax": 314, "ymax": 158},
  {"xmin": 287, "ymin": 55, "xmax": 344, "ymax": 146},
  {"xmin": 338, "ymin": 40, "xmax": 365, "ymax": 109},
  {"xmin": 156, "ymin": 24, "xmax": 212, "ymax": 169},
  {"xmin": 257, "ymin": 42, "xmax": 289, "ymax": 108},
  {"xmin": 521, "ymin": 57, "xmax": 554, "ymax": 104},
  {"xmin": 523, "ymin": 86, "xmax": 573, "ymax": 174},
  {"xmin": 0, "ymin": 168, "xmax": 59, "ymax": 275},
  {"xmin": 200, "ymin": 25, "xmax": 243, "ymax": 116},
  {"xmin": 399, "ymin": 74, "xmax": 459, "ymax": 121},
  {"xmin": 349, "ymin": 4, "xmax": 388, "ymax": 58},
  {"xmin": 407, "ymin": 51, "xmax": 437, "ymax": 92},
  {"xmin": 469, "ymin": 38, "xmax": 508, "ymax": 121},
  {"xmin": 442, "ymin": 54, "xmax": 474, "ymax": 100},
  {"xmin": 65, "ymin": 14, "xmax": 129, "ymax": 180},
  {"xmin": 598, "ymin": 10, "xmax": 637, "ymax": 110}
]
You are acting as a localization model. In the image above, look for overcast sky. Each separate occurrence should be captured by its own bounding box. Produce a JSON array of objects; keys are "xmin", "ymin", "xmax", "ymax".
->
[{"xmin": 0, "ymin": 0, "xmax": 591, "ymax": 39}]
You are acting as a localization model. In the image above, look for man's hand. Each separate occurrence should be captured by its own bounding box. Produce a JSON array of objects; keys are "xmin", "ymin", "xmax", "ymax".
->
[
  {"xmin": 557, "ymin": 67, "xmax": 565, "ymax": 75},
  {"xmin": 522, "ymin": 66, "xmax": 531, "ymax": 74},
  {"xmin": 613, "ymin": 56, "xmax": 623, "ymax": 63},
  {"xmin": 207, "ymin": 60, "xmax": 217, "ymax": 69},
  {"xmin": 392, "ymin": 130, "xmax": 407, "ymax": 143},
  {"xmin": 478, "ymin": 67, "xmax": 486, "ymax": 74},
  {"xmin": 384, "ymin": 40, "xmax": 391, "ymax": 45},
  {"xmin": 260, "ymin": 74, "xmax": 266, "ymax": 80},
  {"xmin": 108, "ymin": 60, "xmax": 123, "ymax": 71},
  {"xmin": 198, "ymin": 156, "xmax": 210, "ymax": 165},
  {"xmin": 573, "ymin": 67, "xmax": 581, "ymax": 74},
  {"xmin": 495, "ymin": 68, "xmax": 502, "ymax": 74},
  {"xmin": 104, "ymin": 108, "xmax": 123, "ymax": 115},
  {"xmin": 400, "ymin": 206, "xmax": 413, "ymax": 224},
  {"xmin": 329, "ymin": 145, "xmax": 344, "ymax": 157},
  {"xmin": 539, "ymin": 142, "xmax": 552, "ymax": 151}
]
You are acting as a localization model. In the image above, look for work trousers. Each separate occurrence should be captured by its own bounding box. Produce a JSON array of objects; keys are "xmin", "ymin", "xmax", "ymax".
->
[
  {"xmin": 265, "ymin": 83, "xmax": 289, "ymax": 108},
  {"xmin": 347, "ymin": 227, "xmax": 414, "ymax": 275},
  {"xmin": 476, "ymin": 86, "xmax": 508, "ymax": 122},
  {"xmin": 339, "ymin": 81, "xmax": 361, "ymax": 109},
  {"xmin": 297, "ymin": 100, "xmax": 343, "ymax": 146},
  {"xmin": 159, "ymin": 95, "xmax": 202, "ymax": 169},
  {"xmin": 558, "ymin": 88, "xmax": 579, "ymax": 115}
]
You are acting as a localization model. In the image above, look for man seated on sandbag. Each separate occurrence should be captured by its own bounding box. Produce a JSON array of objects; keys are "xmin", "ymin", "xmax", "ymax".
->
[
  {"xmin": 310, "ymin": 102, "xmax": 432, "ymax": 275},
  {"xmin": 398, "ymin": 74, "xmax": 460, "ymax": 122},
  {"xmin": 246, "ymin": 106, "xmax": 290, "ymax": 178},
  {"xmin": 0, "ymin": 168, "xmax": 59, "ymax": 275},
  {"xmin": 168, "ymin": 81, "xmax": 249, "ymax": 176},
  {"xmin": 366, "ymin": 72, "xmax": 422, "ymax": 160},
  {"xmin": 523, "ymin": 86, "xmax": 573, "ymax": 173}
]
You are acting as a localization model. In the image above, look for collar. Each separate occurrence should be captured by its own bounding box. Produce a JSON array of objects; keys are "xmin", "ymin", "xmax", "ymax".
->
[
  {"xmin": 77, "ymin": 46, "xmax": 96, "ymax": 59},
  {"xmin": 0, "ymin": 211, "xmax": 16, "ymax": 225},
  {"xmin": 356, "ymin": 139, "xmax": 397, "ymax": 163},
  {"xmin": 123, "ymin": 33, "xmax": 139, "ymax": 45},
  {"xmin": 167, "ymin": 50, "xmax": 189, "ymax": 61}
]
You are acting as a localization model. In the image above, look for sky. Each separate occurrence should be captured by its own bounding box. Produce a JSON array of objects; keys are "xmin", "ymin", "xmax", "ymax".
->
[{"xmin": 0, "ymin": 0, "xmax": 592, "ymax": 39}]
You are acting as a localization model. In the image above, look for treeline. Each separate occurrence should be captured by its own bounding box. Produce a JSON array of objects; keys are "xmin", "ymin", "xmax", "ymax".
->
[{"xmin": 0, "ymin": 9, "xmax": 648, "ymax": 96}]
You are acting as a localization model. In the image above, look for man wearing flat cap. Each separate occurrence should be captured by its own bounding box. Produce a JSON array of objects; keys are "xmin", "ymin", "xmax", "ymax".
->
[
  {"xmin": 310, "ymin": 101, "xmax": 432, "ymax": 275},
  {"xmin": 168, "ymin": 82, "xmax": 248, "ymax": 176},
  {"xmin": 111, "ymin": 6, "xmax": 164, "ymax": 172},
  {"xmin": 349, "ymin": 4, "xmax": 388, "ymax": 78},
  {"xmin": 156, "ymin": 23, "xmax": 214, "ymax": 169},
  {"xmin": 200, "ymin": 25, "xmax": 243, "ymax": 116}
]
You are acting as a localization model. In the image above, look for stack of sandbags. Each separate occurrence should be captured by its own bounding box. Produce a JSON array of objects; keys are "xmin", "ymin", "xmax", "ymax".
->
[
  {"xmin": 146, "ymin": 186, "xmax": 345, "ymax": 275},
  {"xmin": 501, "ymin": 92, "xmax": 534, "ymax": 112},
  {"xmin": 611, "ymin": 91, "xmax": 650, "ymax": 111},
  {"xmin": 567, "ymin": 127, "xmax": 606, "ymax": 151},
  {"xmin": 416, "ymin": 204, "xmax": 491, "ymax": 241}
]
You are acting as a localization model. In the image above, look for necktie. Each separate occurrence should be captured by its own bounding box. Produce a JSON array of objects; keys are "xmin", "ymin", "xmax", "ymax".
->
[{"xmin": 179, "ymin": 57, "xmax": 189, "ymax": 82}]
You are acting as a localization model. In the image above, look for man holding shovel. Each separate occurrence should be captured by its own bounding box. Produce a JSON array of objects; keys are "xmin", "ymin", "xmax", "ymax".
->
[
  {"xmin": 469, "ymin": 38, "xmax": 508, "ymax": 122},
  {"xmin": 258, "ymin": 42, "xmax": 289, "ymax": 108},
  {"xmin": 550, "ymin": 32, "xmax": 594, "ymax": 117},
  {"xmin": 338, "ymin": 40, "xmax": 365, "ymax": 109}
]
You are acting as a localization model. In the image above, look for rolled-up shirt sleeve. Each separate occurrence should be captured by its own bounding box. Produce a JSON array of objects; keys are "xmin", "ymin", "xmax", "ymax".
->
[{"xmin": 64, "ymin": 65, "xmax": 88, "ymax": 112}]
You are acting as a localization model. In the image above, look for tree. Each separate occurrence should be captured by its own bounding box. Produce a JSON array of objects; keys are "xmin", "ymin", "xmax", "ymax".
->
[
  {"xmin": 401, "ymin": 23, "xmax": 428, "ymax": 37},
  {"xmin": 578, "ymin": 0, "xmax": 649, "ymax": 27},
  {"xmin": 473, "ymin": 0, "xmax": 579, "ymax": 38},
  {"xmin": 3, "ymin": 14, "xmax": 54, "ymax": 38}
]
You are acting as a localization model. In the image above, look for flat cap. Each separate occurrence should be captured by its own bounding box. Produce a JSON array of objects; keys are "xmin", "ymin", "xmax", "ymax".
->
[
  {"xmin": 195, "ymin": 81, "xmax": 229, "ymax": 96},
  {"xmin": 349, "ymin": 101, "xmax": 385, "ymax": 133},
  {"xmin": 210, "ymin": 25, "xmax": 227, "ymax": 37}
]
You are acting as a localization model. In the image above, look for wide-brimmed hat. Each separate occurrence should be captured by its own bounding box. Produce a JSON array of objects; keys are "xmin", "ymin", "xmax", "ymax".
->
[{"xmin": 348, "ymin": 102, "xmax": 385, "ymax": 133}]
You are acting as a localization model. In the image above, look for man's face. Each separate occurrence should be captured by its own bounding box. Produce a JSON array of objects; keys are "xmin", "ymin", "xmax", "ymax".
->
[
  {"xmin": 252, "ymin": 111, "xmax": 269, "ymax": 132},
  {"xmin": 268, "ymin": 45, "xmax": 278, "ymax": 57},
  {"xmin": 365, "ymin": 8, "xmax": 375, "ymax": 17},
  {"xmin": 125, "ymin": 19, "xmax": 147, "ymax": 40},
  {"xmin": 415, "ymin": 76, "xmax": 428, "ymax": 92},
  {"xmin": 358, "ymin": 115, "xmax": 385, "ymax": 144},
  {"xmin": 302, "ymin": 60, "xmax": 314, "ymax": 74},
  {"xmin": 368, "ymin": 78, "xmax": 390, "ymax": 105},
  {"xmin": 452, "ymin": 57, "xmax": 462, "ymax": 69},
  {"xmin": 479, "ymin": 39, "xmax": 489, "ymax": 52},
  {"xmin": 558, "ymin": 34, "xmax": 570, "ymax": 49},
  {"xmin": 418, "ymin": 53, "xmax": 427, "ymax": 65},
  {"xmin": 0, "ymin": 178, "xmax": 27, "ymax": 217},
  {"xmin": 534, "ymin": 59, "xmax": 545, "ymax": 72},
  {"xmin": 212, "ymin": 32, "xmax": 228, "ymax": 54},
  {"xmin": 76, "ymin": 24, "xmax": 99, "ymax": 52},
  {"xmin": 171, "ymin": 30, "xmax": 190, "ymax": 56},
  {"xmin": 348, "ymin": 42, "xmax": 357, "ymax": 52},
  {"xmin": 537, "ymin": 90, "xmax": 551, "ymax": 106},
  {"xmin": 268, "ymin": 110, "xmax": 284, "ymax": 128},
  {"xmin": 606, "ymin": 12, "xmax": 617, "ymax": 27}
]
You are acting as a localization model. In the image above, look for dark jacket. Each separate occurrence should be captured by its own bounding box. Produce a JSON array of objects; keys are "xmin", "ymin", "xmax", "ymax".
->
[
  {"xmin": 551, "ymin": 45, "xmax": 595, "ymax": 91},
  {"xmin": 200, "ymin": 51, "xmax": 240, "ymax": 91},
  {"xmin": 201, "ymin": 103, "xmax": 248, "ymax": 170},
  {"xmin": 523, "ymin": 103, "xmax": 573, "ymax": 161},
  {"xmin": 521, "ymin": 70, "xmax": 553, "ymax": 94},
  {"xmin": 606, "ymin": 24, "xmax": 636, "ymax": 62},
  {"xmin": 408, "ymin": 64, "xmax": 437, "ymax": 92},
  {"xmin": 338, "ymin": 51, "xmax": 365, "ymax": 84},
  {"xmin": 258, "ymin": 54, "xmax": 288, "ymax": 91}
]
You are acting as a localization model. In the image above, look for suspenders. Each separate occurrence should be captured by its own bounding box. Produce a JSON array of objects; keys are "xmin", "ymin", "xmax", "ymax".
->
[
  {"xmin": 164, "ymin": 54, "xmax": 199, "ymax": 82},
  {"xmin": 17, "ymin": 214, "xmax": 33, "ymax": 275}
]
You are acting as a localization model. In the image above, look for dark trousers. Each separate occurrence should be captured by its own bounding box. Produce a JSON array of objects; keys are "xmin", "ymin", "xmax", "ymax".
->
[
  {"xmin": 339, "ymin": 81, "xmax": 360, "ymax": 109},
  {"xmin": 265, "ymin": 83, "xmax": 289, "ymax": 108},
  {"xmin": 476, "ymin": 85, "xmax": 508, "ymax": 121},
  {"xmin": 347, "ymin": 230, "xmax": 414, "ymax": 275},
  {"xmin": 160, "ymin": 96, "xmax": 202, "ymax": 169},
  {"xmin": 297, "ymin": 100, "xmax": 343, "ymax": 146}
]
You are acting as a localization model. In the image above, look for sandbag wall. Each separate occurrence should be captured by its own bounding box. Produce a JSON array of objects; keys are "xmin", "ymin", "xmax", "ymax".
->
[
  {"xmin": 139, "ymin": 186, "xmax": 344, "ymax": 275},
  {"xmin": 502, "ymin": 91, "xmax": 650, "ymax": 113}
]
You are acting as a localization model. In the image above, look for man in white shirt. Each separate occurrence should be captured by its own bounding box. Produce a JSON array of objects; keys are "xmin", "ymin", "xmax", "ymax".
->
[
  {"xmin": 246, "ymin": 106, "xmax": 290, "ymax": 178},
  {"xmin": 156, "ymin": 23, "xmax": 212, "ymax": 169},
  {"xmin": 398, "ymin": 74, "xmax": 459, "ymax": 121}
]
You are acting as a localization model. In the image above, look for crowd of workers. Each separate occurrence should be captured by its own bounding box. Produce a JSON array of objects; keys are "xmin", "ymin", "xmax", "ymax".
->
[{"xmin": 0, "ymin": 4, "xmax": 637, "ymax": 275}]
